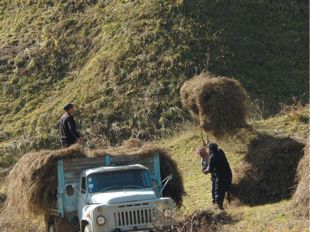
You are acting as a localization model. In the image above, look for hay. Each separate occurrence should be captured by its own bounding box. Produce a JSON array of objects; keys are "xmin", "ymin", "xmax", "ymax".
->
[
  {"xmin": 156, "ymin": 210, "xmax": 237, "ymax": 232},
  {"xmin": 4, "ymin": 142, "xmax": 184, "ymax": 217},
  {"xmin": 5, "ymin": 144, "xmax": 84, "ymax": 215},
  {"xmin": 180, "ymin": 72, "xmax": 248, "ymax": 136},
  {"xmin": 233, "ymin": 134, "xmax": 304, "ymax": 205},
  {"xmin": 291, "ymin": 143, "xmax": 309, "ymax": 218},
  {"xmin": 0, "ymin": 192, "xmax": 6, "ymax": 208},
  {"xmin": 123, "ymin": 138, "xmax": 143, "ymax": 148},
  {"xmin": 91, "ymin": 141, "xmax": 185, "ymax": 207}
]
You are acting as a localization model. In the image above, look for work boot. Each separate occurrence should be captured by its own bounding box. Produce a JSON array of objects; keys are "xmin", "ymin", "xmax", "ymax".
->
[
  {"xmin": 227, "ymin": 191, "xmax": 231, "ymax": 204},
  {"xmin": 217, "ymin": 203, "xmax": 224, "ymax": 210}
]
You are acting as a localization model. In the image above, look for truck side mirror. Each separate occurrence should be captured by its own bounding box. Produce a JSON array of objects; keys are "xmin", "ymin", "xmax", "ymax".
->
[{"xmin": 66, "ymin": 185, "xmax": 74, "ymax": 196}]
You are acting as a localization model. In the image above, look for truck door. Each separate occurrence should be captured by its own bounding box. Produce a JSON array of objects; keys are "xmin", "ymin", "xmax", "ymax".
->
[{"xmin": 78, "ymin": 175, "xmax": 87, "ymax": 220}]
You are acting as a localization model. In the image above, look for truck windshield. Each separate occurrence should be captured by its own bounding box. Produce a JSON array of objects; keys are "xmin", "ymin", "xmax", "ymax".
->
[{"xmin": 87, "ymin": 169, "xmax": 152, "ymax": 193}]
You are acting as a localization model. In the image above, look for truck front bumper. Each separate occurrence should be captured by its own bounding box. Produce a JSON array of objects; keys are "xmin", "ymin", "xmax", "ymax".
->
[{"xmin": 90, "ymin": 198, "xmax": 176, "ymax": 232}]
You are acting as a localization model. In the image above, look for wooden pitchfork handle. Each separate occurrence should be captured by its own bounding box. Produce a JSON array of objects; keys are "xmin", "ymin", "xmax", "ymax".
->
[{"xmin": 200, "ymin": 127, "xmax": 209, "ymax": 147}]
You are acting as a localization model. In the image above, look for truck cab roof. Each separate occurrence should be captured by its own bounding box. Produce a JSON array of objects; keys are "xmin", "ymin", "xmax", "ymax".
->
[{"xmin": 82, "ymin": 164, "xmax": 148, "ymax": 176}]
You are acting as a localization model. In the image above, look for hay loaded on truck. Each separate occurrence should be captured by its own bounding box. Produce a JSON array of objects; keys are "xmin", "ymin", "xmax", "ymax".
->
[{"xmin": 45, "ymin": 153, "xmax": 176, "ymax": 232}]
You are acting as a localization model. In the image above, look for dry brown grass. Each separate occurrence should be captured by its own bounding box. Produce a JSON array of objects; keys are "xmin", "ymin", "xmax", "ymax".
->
[
  {"xmin": 233, "ymin": 134, "xmax": 304, "ymax": 205},
  {"xmin": 180, "ymin": 72, "xmax": 248, "ymax": 137},
  {"xmin": 291, "ymin": 142, "xmax": 309, "ymax": 218},
  {"xmin": 154, "ymin": 210, "xmax": 238, "ymax": 232}
]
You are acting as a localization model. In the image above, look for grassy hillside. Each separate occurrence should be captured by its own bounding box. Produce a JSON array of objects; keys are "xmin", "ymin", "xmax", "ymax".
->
[{"xmin": 0, "ymin": 0, "xmax": 308, "ymax": 167}]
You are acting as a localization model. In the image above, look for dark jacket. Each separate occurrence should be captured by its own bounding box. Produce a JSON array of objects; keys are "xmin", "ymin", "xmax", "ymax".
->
[
  {"xmin": 58, "ymin": 112, "xmax": 80, "ymax": 144},
  {"xmin": 208, "ymin": 149, "xmax": 232, "ymax": 180}
]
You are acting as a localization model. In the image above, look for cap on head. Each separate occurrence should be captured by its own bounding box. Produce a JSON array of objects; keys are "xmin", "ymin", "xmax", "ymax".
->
[
  {"xmin": 208, "ymin": 143, "xmax": 218, "ymax": 152},
  {"xmin": 63, "ymin": 103, "xmax": 74, "ymax": 111}
]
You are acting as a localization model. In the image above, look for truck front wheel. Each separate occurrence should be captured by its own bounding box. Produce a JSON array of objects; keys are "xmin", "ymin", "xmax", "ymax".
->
[
  {"xmin": 48, "ymin": 223, "xmax": 56, "ymax": 232},
  {"xmin": 84, "ymin": 224, "xmax": 92, "ymax": 232}
]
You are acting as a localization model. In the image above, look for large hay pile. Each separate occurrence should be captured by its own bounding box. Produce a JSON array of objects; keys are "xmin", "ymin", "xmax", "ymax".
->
[
  {"xmin": 180, "ymin": 72, "xmax": 248, "ymax": 136},
  {"xmin": 291, "ymin": 143, "xmax": 309, "ymax": 218},
  {"xmin": 4, "ymin": 142, "xmax": 184, "ymax": 217},
  {"xmin": 233, "ymin": 134, "xmax": 304, "ymax": 204},
  {"xmin": 5, "ymin": 144, "xmax": 85, "ymax": 215}
]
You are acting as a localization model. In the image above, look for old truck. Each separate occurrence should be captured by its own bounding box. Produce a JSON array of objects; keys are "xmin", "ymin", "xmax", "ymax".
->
[{"xmin": 45, "ymin": 153, "xmax": 176, "ymax": 232}]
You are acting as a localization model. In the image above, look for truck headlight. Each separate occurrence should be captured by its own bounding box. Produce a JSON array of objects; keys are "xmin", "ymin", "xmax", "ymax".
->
[{"xmin": 97, "ymin": 216, "xmax": 106, "ymax": 225}]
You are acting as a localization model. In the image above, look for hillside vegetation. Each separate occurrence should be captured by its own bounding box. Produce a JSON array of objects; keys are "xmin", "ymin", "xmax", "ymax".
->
[{"xmin": 0, "ymin": 0, "xmax": 308, "ymax": 168}]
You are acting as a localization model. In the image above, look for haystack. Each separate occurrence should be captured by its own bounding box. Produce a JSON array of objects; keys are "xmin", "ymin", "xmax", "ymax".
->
[
  {"xmin": 233, "ymin": 134, "xmax": 304, "ymax": 204},
  {"xmin": 291, "ymin": 143, "xmax": 309, "ymax": 218},
  {"xmin": 4, "ymin": 142, "xmax": 184, "ymax": 217},
  {"xmin": 180, "ymin": 72, "xmax": 248, "ymax": 136},
  {"xmin": 5, "ymin": 144, "xmax": 85, "ymax": 215}
]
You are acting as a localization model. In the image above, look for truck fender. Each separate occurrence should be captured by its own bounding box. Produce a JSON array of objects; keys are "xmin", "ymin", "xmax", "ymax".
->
[{"xmin": 80, "ymin": 218, "xmax": 92, "ymax": 232}]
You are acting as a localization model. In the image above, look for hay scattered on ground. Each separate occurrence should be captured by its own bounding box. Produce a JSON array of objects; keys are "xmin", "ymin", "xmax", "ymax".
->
[
  {"xmin": 155, "ymin": 210, "xmax": 238, "ymax": 232},
  {"xmin": 4, "ymin": 141, "xmax": 184, "ymax": 219},
  {"xmin": 0, "ymin": 216, "xmax": 45, "ymax": 232},
  {"xmin": 291, "ymin": 143, "xmax": 309, "ymax": 218},
  {"xmin": 180, "ymin": 72, "xmax": 248, "ymax": 136},
  {"xmin": 233, "ymin": 134, "xmax": 304, "ymax": 205},
  {"xmin": 0, "ymin": 192, "xmax": 6, "ymax": 208}
]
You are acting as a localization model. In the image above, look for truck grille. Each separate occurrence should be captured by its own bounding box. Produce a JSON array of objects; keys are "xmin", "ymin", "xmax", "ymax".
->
[{"xmin": 114, "ymin": 208, "xmax": 154, "ymax": 227}]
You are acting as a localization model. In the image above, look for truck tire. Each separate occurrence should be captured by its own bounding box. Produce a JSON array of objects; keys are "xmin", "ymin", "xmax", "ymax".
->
[
  {"xmin": 48, "ymin": 223, "xmax": 56, "ymax": 232},
  {"xmin": 84, "ymin": 224, "xmax": 92, "ymax": 232},
  {"xmin": 45, "ymin": 214, "xmax": 59, "ymax": 232}
]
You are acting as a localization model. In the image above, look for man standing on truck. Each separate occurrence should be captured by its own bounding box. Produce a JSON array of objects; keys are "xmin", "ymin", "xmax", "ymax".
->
[
  {"xmin": 197, "ymin": 143, "xmax": 232, "ymax": 210},
  {"xmin": 58, "ymin": 103, "xmax": 81, "ymax": 148}
]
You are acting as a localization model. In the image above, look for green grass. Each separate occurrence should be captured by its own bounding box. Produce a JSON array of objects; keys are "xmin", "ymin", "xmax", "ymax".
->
[{"xmin": 254, "ymin": 105, "xmax": 309, "ymax": 139}]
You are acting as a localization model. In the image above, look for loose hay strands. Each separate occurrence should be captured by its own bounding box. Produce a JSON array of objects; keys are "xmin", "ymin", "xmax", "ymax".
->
[
  {"xmin": 291, "ymin": 143, "xmax": 309, "ymax": 218},
  {"xmin": 180, "ymin": 72, "xmax": 248, "ymax": 137},
  {"xmin": 4, "ymin": 141, "xmax": 184, "ymax": 218},
  {"xmin": 156, "ymin": 210, "xmax": 237, "ymax": 232},
  {"xmin": 233, "ymin": 134, "xmax": 304, "ymax": 205}
]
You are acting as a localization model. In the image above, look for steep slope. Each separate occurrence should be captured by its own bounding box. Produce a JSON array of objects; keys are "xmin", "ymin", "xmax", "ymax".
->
[{"xmin": 0, "ymin": 0, "xmax": 308, "ymax": 167}]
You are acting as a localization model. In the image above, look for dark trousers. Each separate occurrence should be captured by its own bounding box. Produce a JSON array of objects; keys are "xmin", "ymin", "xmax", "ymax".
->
[
  {"xmin": 211, "ymin": 176, "xmax": 216, "ymax": 203},
  {"xmin": 214, "ymin": 175, "xmax": 232, "ymax": 206}
]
